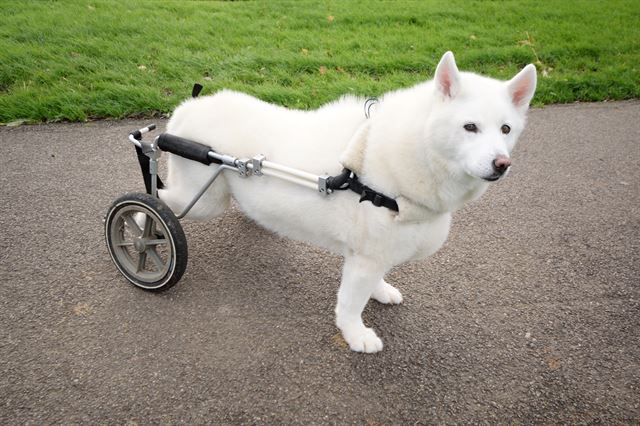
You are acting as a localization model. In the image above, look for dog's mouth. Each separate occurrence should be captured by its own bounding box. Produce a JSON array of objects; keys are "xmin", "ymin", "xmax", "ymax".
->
[
  {"xmin": 482, "ymin": 173, "xmax": 502, "ymax": 182},
  {"xmin": 481, "ymin": 167, "xmax": 510, "ymax": 182}
]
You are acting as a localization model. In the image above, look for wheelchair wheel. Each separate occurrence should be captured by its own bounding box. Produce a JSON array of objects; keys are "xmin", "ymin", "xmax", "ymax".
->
[{"xmin": 105, "ymin": 193, "xmax": 187, "ymax": 291}]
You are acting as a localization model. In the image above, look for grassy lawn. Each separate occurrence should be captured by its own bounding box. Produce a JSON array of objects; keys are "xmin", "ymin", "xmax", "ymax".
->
[{"xmin": 0, "ymin": 0, "xmax": 638, "ymax": 124}]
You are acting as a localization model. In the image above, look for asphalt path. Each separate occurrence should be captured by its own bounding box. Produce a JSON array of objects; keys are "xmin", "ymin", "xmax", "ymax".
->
[{"xmin": 1, "ymin": 101, "xmax": 639, "ymax": 424}]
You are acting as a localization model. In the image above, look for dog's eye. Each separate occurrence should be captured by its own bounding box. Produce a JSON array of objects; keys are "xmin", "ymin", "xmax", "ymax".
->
[
  {"xmin": 463, "ymin": 123, "xmax": 478, "ymax": 132},
  {"xmin": 501, "ymin": 124, "xmax": 511, "ymax": 134}
]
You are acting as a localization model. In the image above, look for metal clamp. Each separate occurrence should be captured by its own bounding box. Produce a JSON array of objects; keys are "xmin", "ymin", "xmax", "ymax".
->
[
  {"xmin": 235, "ymin": 158, "xmax": 251, "ymax": 178},
  {"xmin": 318, "ymin": 176, "xmax": 331, "ymax": 196},
  {"xmin": 252, "ymin": 155, "xmax": 265, "ymax": 176}
]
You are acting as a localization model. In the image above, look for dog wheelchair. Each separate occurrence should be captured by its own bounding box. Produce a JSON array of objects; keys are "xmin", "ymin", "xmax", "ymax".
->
[{"xmin": 104, "ymin": 121, "xmax": 398, "ymax": 291}]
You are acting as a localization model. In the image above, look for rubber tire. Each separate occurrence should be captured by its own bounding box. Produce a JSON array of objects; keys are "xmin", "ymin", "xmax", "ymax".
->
[{"xmin": 105, "ymin": 192, "xmax": 188, "ymax": 291}]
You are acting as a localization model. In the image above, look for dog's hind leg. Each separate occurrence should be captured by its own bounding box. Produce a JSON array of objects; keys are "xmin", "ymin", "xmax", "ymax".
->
[
  {"xmin": 371, "ymin": 279, "xmax": 403, "ymax": 304},
  {"xmin": 335, "ymin": 255, "xmax": 386, "ymax": 353},
  {"xmin": 158, "ymin": 154, "xmax": 230, "ymax": 220}
]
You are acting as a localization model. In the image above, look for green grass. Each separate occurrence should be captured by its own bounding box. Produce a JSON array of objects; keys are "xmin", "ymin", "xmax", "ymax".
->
[{"xmin": 0, "ymin": 0, "xmax": 638, "ymax": 124}]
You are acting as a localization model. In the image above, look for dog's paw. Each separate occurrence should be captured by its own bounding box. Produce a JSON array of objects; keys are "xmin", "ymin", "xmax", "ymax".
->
[
  {"xmin": 371, "ymin": 280, "xmax": 403, "ymax": 304},
  {"xmin": 340, "ymin": 325, "xmax": 383, "ymax": 353}
]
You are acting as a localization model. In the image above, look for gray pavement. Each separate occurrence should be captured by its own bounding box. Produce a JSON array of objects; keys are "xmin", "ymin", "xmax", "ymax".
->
[{"xmin": 1, "ymin": 101, "xmax": 639, "ymax": 424}]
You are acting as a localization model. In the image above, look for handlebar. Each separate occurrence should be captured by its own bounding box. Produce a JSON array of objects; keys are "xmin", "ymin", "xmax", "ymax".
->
[{"xmin": 129, "ymin": 124, "xmax": 157, "ymax": 141}]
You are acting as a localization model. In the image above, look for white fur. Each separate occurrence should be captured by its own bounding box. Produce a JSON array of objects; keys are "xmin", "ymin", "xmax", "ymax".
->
[{"xmin": 159, "ymin": 52, "xmax": 536, "ymax": 353}]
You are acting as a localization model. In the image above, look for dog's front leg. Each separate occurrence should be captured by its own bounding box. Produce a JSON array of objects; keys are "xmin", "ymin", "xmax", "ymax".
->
[{"xmin": 335, "ymin": 255, "xmax": 386, "ymax": 353}]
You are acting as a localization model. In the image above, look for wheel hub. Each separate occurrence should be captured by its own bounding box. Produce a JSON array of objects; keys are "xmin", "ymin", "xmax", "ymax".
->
[{"xmin": 133, "ymin": 237, "xmax": 146, "ymax": 253}]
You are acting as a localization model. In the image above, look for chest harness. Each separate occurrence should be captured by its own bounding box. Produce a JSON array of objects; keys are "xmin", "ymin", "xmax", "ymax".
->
[{"xmin": 322, "ymin": 97, "xmax": 398, "ymax": 212}]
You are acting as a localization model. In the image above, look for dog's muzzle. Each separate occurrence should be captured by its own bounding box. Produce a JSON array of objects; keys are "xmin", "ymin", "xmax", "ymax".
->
[{"xmin": 483, "ymin": 155, "xmax": 511, "ymax": 182}]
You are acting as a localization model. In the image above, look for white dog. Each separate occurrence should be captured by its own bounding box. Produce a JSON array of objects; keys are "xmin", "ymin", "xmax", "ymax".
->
[{"xmin": 159, "ymin": 51, "xmax": 537, "ymax": 353}]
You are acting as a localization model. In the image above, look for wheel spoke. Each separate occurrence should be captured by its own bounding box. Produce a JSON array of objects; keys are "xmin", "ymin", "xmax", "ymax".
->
[
  {"xmin": 142, "ymin": 213, "xmax": 154, "ymax": 238},
  {"xmin": 136, "ymin": 252, "xmax": 147, "ymax": 273},
  {"xmin": 115, "ymin": 241, "xmax": 135, "ymax": 247},
  {"xmin": 146, "ymin": 247, "xmax": 165, "ymax": 270},
  {"xmin": 145, "ymin": 239, "xmax": 167, "ymax": 246},
  {"xmin": 123, "ymin": 214, "xmax": 143, "ymax": 236}
]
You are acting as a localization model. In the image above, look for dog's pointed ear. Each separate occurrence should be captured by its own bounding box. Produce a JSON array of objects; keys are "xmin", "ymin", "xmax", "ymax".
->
[
  {"xmin": 434, "ymin": 51, "xmax": 460, "ymax": 99},
  {"xmin": 507, "ymin": 64, "xmax": 537, "ymax": 110}
]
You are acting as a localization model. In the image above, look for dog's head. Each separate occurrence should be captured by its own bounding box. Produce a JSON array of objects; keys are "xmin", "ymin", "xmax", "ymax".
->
[{"xmin": 426, "ymin": 51, "xmax": 537, "ymax": 182}]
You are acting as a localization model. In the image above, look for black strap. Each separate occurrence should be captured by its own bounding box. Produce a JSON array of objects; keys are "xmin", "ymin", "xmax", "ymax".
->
[
  {"xmin": 350, "ymin": 174, "xmax": 399, "ymax": 212},
  {"xmin": 192, "ymin": 83, "xmax": 203, "ymax": 98},
  {"xmin": 327, "ymin": 168, "xmax": 398, "ymax": 212},
  {"xmin": 135, "ymin": 145, "xmax": 164, "ymax": 194}
]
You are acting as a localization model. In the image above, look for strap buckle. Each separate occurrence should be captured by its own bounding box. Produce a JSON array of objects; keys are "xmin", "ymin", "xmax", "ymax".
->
[{"xmin": 359, "ymin": 188, "xmax": 382, "ymax": 206}]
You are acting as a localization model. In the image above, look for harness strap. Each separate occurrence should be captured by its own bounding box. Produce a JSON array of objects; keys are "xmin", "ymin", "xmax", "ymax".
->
[
  {"xmin": 326, "ymin": 98, "xmax": 398, "ymax": 212},
  {"xmin": 349, "ymin": 173, "xmax": 399, "ymax": 212},
  {"xmin": 327, "ymin": 168, "xmax": 398, "ymax": 212}
]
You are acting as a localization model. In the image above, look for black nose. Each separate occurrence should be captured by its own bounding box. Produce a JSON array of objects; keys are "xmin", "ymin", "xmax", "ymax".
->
[{"xmin": 492, "ymin": 155, "xmax": 512, "ymax": 174}]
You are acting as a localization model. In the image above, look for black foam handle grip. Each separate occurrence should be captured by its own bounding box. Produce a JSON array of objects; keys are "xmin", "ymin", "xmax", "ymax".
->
[{"xmin": 157, "ymin": 133, "xmax": 217, "ymax": 165}]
